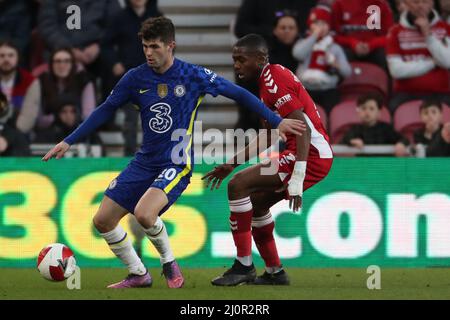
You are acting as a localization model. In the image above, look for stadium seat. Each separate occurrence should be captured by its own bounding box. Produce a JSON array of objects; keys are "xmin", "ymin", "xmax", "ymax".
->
[
  {"xmin": 329, "ymin": 100, "xmax": 391, "ymax": 143},
  {"xmin": 394, "ymin": 100, "xmax": 450, "ymax": 142},
  {"xmin": 338, "ymin": 62, "xmax": 389, "ymax": 102}
]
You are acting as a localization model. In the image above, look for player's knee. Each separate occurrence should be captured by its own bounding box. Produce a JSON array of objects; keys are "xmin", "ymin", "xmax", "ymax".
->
[
  {"xmin": 134, "ymin": 206, "xmax": 157, "ymax": 229},
  {"xmin": 93, "ymin": 214, "xmax": 112, "ymax": 233}
]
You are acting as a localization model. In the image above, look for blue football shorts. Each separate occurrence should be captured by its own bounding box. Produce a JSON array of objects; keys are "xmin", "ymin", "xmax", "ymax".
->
[{"xmin": 104, "ymin": 160, "xmax": 191, "ymax": 215}]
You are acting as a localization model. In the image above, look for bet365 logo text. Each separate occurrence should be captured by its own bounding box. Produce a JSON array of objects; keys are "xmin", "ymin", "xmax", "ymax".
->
[{"xmin": 367, "ymin": 5, "xmax": 381, "ymax": 30}]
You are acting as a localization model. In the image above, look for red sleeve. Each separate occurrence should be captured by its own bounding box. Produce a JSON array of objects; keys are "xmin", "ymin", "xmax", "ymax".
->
[
  {"xmin": 331, "ymin": 1, "xmax": 360, "ymax": 51},
  {"xmin": 368, "ymin": 36, "xmax": 387, "ymax": 51},
  {"xmin": 385, "ymin": 25, "xmax": 401, "ymax": 56},
  {"xmin": 261, "ymin": 66, "xmax": 304, "ymax": 118},
  {"xmin": 331, "ymin": 0, "xmax": 342, "ymax": 34}
]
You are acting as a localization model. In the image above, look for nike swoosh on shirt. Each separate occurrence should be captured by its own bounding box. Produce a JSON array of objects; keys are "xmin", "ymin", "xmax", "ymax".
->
[{"xmin": 139, "ymin": 89, "xmax": 151, "ymax": 94}]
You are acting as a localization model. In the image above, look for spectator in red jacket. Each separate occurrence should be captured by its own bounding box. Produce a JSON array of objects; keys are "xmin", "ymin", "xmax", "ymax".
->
[
  {"xmin": 0, "ymin": 91, "xmax": 30, "ymax": 156},
  {"xmin": 0, "ymin": 41, "xmax": 34, "ymax": 112},
  {"xmin": 331, "ymin": 0, "xmax": 394, "ymax": 69},
  {"xmin": 386, "ymin": 0, "xmax": 450, "ymax": 112}
]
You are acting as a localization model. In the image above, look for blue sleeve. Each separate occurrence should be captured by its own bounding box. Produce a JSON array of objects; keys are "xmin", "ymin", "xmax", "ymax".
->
[
  {"xmin": 64, "ymin": 70, "xmax": 134, "ymax": 145},
  {"xmin": 195, "ymin": 65, "xmax": 281, "ymax": 127},
  {"xmin": 217, "ymin": 78, "xmax": 282, "ymax": 128}
]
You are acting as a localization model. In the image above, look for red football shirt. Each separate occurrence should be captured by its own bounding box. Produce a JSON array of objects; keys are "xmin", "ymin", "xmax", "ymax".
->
[
  {"xmin": 258, "ymin": 64, "xmax": 333, "ymax": 159},
  {"xmin": 386, "ymin": 18, "xmax": 450, "ymax": 93},
  {"xmin": 331, "ymin": 0, "xmax": 394, "ymax": 50}
]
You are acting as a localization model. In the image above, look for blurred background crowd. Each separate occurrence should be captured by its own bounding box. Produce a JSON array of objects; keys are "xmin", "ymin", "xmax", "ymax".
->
[{"xmin": 0, "ymin": 0, "xmax": 449, "ymax": 158}]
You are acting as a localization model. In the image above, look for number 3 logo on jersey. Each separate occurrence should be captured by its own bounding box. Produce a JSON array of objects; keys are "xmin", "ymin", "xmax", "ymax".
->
[{"xmin": 149, "ymin": 103, "xmax": 173, "ymax": 133}]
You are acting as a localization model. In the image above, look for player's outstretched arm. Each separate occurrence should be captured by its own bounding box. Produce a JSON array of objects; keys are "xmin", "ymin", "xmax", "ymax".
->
[
  {"xmin": 41, "ymin": 101, "xmax": 118, "ymax": 161},
  {"xmin": 202, "ymin": 122, "xmax": 275, "ymax": 190},
  {"xmin": 42, "ymin": 140, "xmax": 70, "ymax": 161},
  {"xmin": 218, "ymin": 80, "xmax": 306, "ymax": 140},
  {"xmin": 42, "ymin": 69, "xmax": 133, "ymax": 161}
]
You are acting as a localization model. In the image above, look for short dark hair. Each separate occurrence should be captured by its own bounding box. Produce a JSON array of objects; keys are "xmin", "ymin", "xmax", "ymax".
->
[
  {"xmin": 357, "ymin": 92, "xmax": 384, "ymax": 110},
  {"xmin": 234, "ymin": 34, "xmax": 269, "ymax": 55},
  {"xmin": 0, "ymin": 40, "xmax": 19, "ymax": 55},
  {"xmin": 138, "ymin": 16, "xmax": 175, "ymax": 43},
  {"xmin": 274, "ymin": 9, "xmax": 298, "ymax": 28},
  {"xmin": 419, "ymin": 99, "xmax": 442, "ymax": 112}
]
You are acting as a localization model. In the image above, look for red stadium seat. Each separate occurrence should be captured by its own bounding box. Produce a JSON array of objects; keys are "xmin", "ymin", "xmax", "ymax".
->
[
  {"xmin": 394, "ymin": 100, "xmax": 450, "ymax": 142},
  {"xmin": 329, "ymin": 100, "xmax": 391, "ymax": 143},
  {"xmin": 338, "ymin": 62, "xmax": 389, "ymax": 102},
  {"xmin": 316, "ymin": 104, "xmax": 328, "ymax": 130}
]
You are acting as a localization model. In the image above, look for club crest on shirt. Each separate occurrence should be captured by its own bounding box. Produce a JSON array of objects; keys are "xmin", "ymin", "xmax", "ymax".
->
[
  {"xmin": 108, "ymin": 179, "xmax": 117, "ymax": 189},
  {"xmin": 157, "ymin": 83, "xmax": 168, "ymax": 98},
  {"xmin": 174, "ymin": 85, "xmax": 186, "ymax": 97}
]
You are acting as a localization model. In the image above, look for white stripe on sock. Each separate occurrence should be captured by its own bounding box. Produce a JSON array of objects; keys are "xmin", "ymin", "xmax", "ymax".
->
[
  {"xmin": 252, "ymin": 212, "xmax": 273, "ymax": 228},
  {"xmin": 229, "ymin": 197, "xmax": 253, "ymax": 213},
  {"xmin": 100, "ymin": 225, "xmax": 146, "ymax": 275},
  {"xmin": 144, "ymin": 217, "xmax": 174, "ymax": 265}
]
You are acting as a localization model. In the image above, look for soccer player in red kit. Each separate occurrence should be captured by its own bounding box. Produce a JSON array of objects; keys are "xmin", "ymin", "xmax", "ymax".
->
[{"xmin": 203, "ymin": 34, "xmax": 333, "ymax": 286}]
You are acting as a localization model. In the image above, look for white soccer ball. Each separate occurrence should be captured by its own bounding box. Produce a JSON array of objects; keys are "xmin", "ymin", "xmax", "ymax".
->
[{"xmin": 37, "ymin": 243, "xmax": 77, "ymax": 281}]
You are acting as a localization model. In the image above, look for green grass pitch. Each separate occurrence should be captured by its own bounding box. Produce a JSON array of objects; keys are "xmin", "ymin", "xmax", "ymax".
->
[{"xmin": 1, "ymin": 268, "xmax": 449, "ymax": 300}]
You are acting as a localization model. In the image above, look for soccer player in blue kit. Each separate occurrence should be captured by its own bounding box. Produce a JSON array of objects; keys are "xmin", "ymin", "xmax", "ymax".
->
[{"xmin": 42, "ymin": 17, "xmax": 305, "ymax": 289}]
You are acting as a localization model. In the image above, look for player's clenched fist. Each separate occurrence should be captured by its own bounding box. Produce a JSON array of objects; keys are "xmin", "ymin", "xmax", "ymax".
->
[{"xmin": 42, "ymin": 141, "xmax": 70, "ymax": 161}]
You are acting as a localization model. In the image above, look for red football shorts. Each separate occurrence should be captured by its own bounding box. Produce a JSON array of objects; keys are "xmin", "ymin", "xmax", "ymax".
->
[{"xmin": 277, "ymin": 150, "xmax": 333, "ymax": 198}]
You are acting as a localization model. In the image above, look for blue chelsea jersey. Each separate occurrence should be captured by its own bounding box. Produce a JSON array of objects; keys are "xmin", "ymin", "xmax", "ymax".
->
[{"xmin": 106, "ymin": 58, "xmax": 226, "ymax": 168}]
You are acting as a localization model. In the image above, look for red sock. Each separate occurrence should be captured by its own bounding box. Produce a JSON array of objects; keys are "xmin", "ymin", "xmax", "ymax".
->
[
  {"xmin": 252, "ymin": 213, "xmax": 281, "ymax": 268},
  {"xmin": 229, "ymin": 197, "xmax": 253, "ymax": 258}
]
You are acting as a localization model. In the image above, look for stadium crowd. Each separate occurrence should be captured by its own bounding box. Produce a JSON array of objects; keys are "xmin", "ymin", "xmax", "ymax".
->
[{"xmin": 0, "ymin": 0, "xmax": 449, "ymax": 157}]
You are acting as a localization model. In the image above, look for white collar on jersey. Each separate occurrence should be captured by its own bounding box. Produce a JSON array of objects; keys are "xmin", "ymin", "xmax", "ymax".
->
[{"xmin": 259, "ymin": 63, "xmax": 270, "ymax": 79}]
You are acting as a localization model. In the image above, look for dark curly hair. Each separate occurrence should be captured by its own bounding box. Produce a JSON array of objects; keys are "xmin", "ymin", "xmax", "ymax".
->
[
  {"xmin": 419, "ymin": 99, "xmax": 443, "ymax": 112},
  {"xmin": 138, "ymin": 16, "xmax": 175, "ymax": 43}
]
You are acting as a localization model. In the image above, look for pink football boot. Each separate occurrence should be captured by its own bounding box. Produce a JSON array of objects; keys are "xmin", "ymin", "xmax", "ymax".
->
[{"xmin": 107, "ymin": 271, "xmax": 152, "ymax": 289}]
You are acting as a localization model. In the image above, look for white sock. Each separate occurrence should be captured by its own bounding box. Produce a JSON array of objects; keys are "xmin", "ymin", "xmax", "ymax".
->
[
  {"xmin": 265, "ymin": 266, "xmax": 283, "ymax": 274},
  {"xmin": 237, "ymin": 256, "xmax": 253, "ymax": 266},
  {"xmin": 144, "ymin": 216, "xmax": 174, "ymax": 265},
  {"xmin": 101, "ymin": 225, "xmax": 147, "ymax": 275}
]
